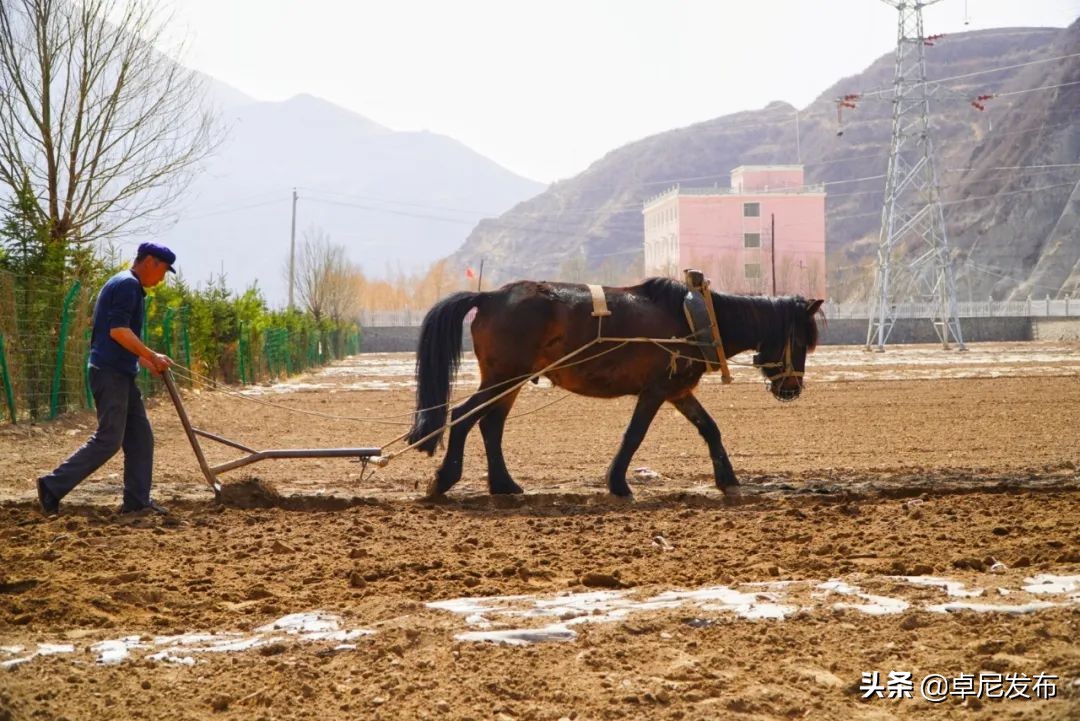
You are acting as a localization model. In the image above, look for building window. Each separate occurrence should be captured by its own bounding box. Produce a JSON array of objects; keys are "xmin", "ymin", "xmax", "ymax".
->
[
  {"xmin": 745, "ymin": 263, "xmax": 761, "ymax": 279},
  {"xmin": 744, "ymin": 232, "xmax": 761, "ymax": 248},
  {"xmin": 743, "ymin": 202, "xmax": 760, "ymax": 217}
]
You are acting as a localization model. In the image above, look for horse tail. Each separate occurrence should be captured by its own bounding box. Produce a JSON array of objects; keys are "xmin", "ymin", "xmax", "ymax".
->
[{"xmin": 407, "ymin": 291, "xmax": 484, "ymax": 455}]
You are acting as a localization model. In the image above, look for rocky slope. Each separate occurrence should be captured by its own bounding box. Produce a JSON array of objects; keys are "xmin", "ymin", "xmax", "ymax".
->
[{"xmin": 448, "ymin": 24, "xmax": 1079, "ymax": 302}]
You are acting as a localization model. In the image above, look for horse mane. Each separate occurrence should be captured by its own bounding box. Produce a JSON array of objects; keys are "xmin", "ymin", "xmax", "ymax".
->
[
  {"xmin": 638, "ymin": 277, "xmax": 690, "ymax": 312},
  {"xmin": 638, "ymin": 276, "xmax": 820, "ymax": 350}
]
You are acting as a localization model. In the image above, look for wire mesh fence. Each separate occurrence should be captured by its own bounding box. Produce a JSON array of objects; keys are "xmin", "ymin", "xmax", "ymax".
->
[
  {"xmin": 0, "ymin": 270, "xmax": 362, "ymax": 425},
  {"xmin": 0, "ymin": 271, "xmax": 94, "ymax": 422}
]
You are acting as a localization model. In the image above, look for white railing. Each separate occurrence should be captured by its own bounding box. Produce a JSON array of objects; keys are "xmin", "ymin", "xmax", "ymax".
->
[{"xmin": 826, "ymin": 297, "xmax": 1079, "ymax": 319}]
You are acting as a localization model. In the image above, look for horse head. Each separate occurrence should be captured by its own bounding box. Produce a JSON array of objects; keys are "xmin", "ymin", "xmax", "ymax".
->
[{"xmin": 753, "ymin": 298, "xmax": 824, "ymax": 402}]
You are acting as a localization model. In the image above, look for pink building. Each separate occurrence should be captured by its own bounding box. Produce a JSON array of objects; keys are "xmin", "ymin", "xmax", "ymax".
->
[{"xmin": 642, "ymin": 165, "xmax": 826, "ymax": 298}]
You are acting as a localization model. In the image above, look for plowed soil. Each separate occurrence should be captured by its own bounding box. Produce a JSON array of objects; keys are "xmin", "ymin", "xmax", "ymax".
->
[{"xmin": 1, "ymin": 342, "xmax": 1078, "ymax": 721}]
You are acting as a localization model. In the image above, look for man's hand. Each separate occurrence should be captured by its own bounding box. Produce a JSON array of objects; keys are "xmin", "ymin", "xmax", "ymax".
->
[
  {"xmin": 110, "ymin": 327, "xmax": 173, "ymax": 375},
  {"xmin": 139, "ymin": 353, "xmax": 174, "ymax": 375}
]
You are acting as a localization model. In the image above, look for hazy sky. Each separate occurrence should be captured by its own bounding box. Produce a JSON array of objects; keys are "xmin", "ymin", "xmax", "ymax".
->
[{"xmin": 159, "ymin": 0, "xmax": 1078, "ymax": 183}]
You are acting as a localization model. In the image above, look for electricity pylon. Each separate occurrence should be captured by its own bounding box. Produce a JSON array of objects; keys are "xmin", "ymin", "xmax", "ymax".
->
[{"xmin": 865, "ymin": 0, "xmax": 965, "ymax": 351}]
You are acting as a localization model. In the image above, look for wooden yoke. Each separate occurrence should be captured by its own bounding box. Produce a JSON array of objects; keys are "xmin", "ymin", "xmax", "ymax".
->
[{"xmin": 683, "ymin": 269, "xmax": 733, "ymax": 383}]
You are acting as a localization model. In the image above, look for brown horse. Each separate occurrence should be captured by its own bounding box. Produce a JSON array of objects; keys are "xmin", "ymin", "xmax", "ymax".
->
[{"xmin": 406, "ymin": 277, "xmax": 823, "ymax": 497}]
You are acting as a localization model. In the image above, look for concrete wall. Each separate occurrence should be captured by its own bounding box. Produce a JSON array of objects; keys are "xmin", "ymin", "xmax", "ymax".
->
[
  {"xmin": 359, "ymin": 317, "xmax": 1048, "ymax": 353},
  {"xmin": 360, "ymin": 325, "xmax": 472, "ymax": 353},
  {"xmin": 1034, "ymin": 318, "xmax": 1080, "ymax": 341},
  {"xmin": 819, "ymin": 317, "xmax": 1034, "ymax": 345}
]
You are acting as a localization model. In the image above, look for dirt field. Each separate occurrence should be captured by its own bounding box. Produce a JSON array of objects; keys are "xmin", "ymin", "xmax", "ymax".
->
[{"xmin": 1, "ymin": 341, "xmax": 1078, "ymax": 721}]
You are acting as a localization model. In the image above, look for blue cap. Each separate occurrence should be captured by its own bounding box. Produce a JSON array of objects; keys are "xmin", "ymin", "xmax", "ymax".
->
[{"xmin": 137, "ymin": 242, "xmax": 176, "ymax": 273}]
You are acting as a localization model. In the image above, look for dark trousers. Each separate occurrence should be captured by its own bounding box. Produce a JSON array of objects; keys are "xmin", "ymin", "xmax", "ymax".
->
[{"xmin": 39, "ymin": 367, "xmax": 153, "ymax": 509}]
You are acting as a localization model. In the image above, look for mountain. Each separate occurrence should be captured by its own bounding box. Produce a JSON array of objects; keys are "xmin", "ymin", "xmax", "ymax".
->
[
  {"xmin": 949, "ymin": 22, "xmax": 1080, "ymax": 300},
  {"xmin": 447, "ymin": 23, "xmax": 1079, "ymax": 302},
  {"xmin": 163, "ymin": 90, "xmax": 545, "ymax": 303},
  {"xmin": 199, "ymin": 74, "xmax": 256, "ymax": 113}
]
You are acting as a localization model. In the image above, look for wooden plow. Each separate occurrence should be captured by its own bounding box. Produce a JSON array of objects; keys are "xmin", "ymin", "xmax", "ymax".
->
[{"xmin": 162, "ymin": 370, "xmax": 383, "ymax": 498}]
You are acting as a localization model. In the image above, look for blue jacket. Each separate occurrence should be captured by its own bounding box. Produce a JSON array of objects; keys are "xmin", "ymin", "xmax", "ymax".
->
[{"xmin": 88, "ymin": 270, "xmax": 146, "ymax": 376}]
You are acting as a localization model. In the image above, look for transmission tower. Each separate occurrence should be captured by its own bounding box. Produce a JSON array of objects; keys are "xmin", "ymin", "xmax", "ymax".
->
[{"xmin": 865, "ymin": 0, "xmax": 966, "ymax": 351}]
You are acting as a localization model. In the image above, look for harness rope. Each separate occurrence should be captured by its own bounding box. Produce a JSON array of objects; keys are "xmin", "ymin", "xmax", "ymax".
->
[
  {"xmin": 167, "ymin": 331, "xmax": 792, "ymax": 454},
  {"xmin": 165, "ymin": 296, "xmax": 799, "ymax": 470},
  {"xmin": 380, "ymin": 317, "xmax": 798, "ymax": 462}
]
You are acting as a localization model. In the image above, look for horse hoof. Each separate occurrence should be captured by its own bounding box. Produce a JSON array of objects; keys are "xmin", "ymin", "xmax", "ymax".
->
[
  {"xmin": 721, "ymin": 485, "xmax": 743, "ymax": 504},
  {"xmin": 491, "ymin": 484, "xmax": 524, "ymax": 495},
  {"xmin": 488, "ymin": 474, "xmax": 524, "ymax": 494},
  {"xmin": 425, "ymin": 477, "xmax": 446, "ymax": 498}
]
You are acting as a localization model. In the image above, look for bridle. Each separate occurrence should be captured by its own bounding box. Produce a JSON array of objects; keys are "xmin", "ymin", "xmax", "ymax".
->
[{"xmin": 754, "ymin": 331, "xmax": 804, "ymax": 385}]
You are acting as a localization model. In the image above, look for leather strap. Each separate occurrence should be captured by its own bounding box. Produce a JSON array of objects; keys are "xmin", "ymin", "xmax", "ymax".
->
[{"xmin": 587, "ymin": 284, "xmax": 611, "ymax": 317}]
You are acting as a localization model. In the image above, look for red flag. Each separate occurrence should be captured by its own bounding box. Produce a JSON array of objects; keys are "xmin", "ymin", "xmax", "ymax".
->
[{"xmin": 465, "ymin": 267, "xmax": 475, "ymax": 279}]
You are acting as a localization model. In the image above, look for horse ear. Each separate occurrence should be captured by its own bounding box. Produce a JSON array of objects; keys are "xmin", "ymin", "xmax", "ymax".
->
[{"xmin": 806, "ymin": 299, "xmax": 824, "ymax": 316}]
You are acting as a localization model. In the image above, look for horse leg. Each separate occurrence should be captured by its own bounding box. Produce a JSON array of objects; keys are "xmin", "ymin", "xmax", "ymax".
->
[
  {"xmin": 478, "ymin": 390, "xmax": 524, "ymax": 494},
  {"xmin": 606, "ymin": 391, "xmax": 665, "ymax": 497},
  {"xmin": 671, "ymin": 394, "xmax": 739, "ymax": 494},
  {"xmin": 428, "ymin": 388, "xmax": 495, "ymax": 497}
]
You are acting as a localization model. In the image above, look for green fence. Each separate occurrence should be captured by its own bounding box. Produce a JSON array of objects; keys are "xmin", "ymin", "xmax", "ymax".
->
[
  {"xmin": 0, "ymin": 269, "xmax": 362, "ymax": 424},
  {"xmin": 0, "ymin": 271, "xmax": 94, "ymax": 422}
]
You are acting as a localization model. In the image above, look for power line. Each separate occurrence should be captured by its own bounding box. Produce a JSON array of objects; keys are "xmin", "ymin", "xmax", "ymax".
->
[
  {"xmin": 298, "ymin": 187, "xmax": 491, "ymax": 218},
  {"xmin": 288, "ymin": 167, "xmax": 1079, "ymax": 245},
  {"xmin": 168, "ymin": 103, "xmax": 1075, "ymax": 230},
  {"xmin": 302, "ymin": 197, "xmax": 487, "ymax": 226},
  {"xmin": 925, "ymin": 51, "xmax": 1080, "ymax": 85},
  {"xmin": 991, "ymin": 80, "xmax": 1080, "ymax": 98},
  {"xmin": 842, "ymin": 51, "xmax": 1080, "ymax": 101},
  {"xmin": 959, "ymin": 258, "xmax": 1075, "ymax": 296},
  {"xmin": 945, "ymin": 163, "xmax": 1080, "ymax": 172},
  {"xmin": 182, "ymin": 198, "xmax": 285, "ymax": 220}
]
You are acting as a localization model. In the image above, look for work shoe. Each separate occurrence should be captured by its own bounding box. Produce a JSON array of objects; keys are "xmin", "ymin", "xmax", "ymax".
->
[
  {"xmin": 36, "ymin": 478, "xmax": 59, "ymax": 517},
  {"xmin": 118, "ymin": 500, "xmax": 169, "ymax": 517}
]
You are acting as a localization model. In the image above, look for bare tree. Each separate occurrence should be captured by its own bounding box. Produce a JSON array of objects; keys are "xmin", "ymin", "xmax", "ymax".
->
[
  {"xmin": 557, "ymin": 249, "xmax": 588, "ymax": 283},
  {"xmin": 289, "ymin": 226, "xmax": 364, "ymax": 323},
  {"xmin": 0, "ymin": 0, "xmax": 219, "ymax": 248},
  {"xmin": 324, "ymin": 258, "xmax": 363, "ymax": 325},
  {"xmin": 290, "ymin": 227, "xmax": 336, "ymax": 321},
  {"xmin": 415, "ymin": 258, "xmax": 457, "ymax": 308}
]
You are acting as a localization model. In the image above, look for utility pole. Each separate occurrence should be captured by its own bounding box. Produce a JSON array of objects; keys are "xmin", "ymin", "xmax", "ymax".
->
[
  {"xmin": 865, "ymin": 0, "xmax": 965, "ymax": 351},
  {"xmin": 794, "ymin": 111, "xmax": 801, "ymax": 164},
  {"xmin": 288, "ymin": 188, "xmax": 298, "ymax": 310},
  {"xmin": 770, "ymin": 213, "xmax": 777, "ymax": 296},
  {"xmin": 476, "ymin": 258, "xmax": 484, "ymax": 292}
]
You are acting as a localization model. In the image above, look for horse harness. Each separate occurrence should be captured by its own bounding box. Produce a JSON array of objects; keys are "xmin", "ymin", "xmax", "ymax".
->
[
  {"xmin": 681, "ymin": 270, "xmax": 733, "ymax": 383},
  {"xmin": 586, "ymin": 271, "xmax": 733, "ymax": 384},
  {"xmin": 586, "ymin": 271, "xmax": 801, "ymax": 386}
]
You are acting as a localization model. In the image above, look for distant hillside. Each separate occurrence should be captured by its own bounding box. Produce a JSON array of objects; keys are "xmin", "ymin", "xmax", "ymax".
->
[
  {"xmin": 448, "ymin": 24, "xmax": 1079, "ymax": 302},
  {"xmin": 948, "ymin": 21, "xmax": 1080, "ymax": 300},
  {"xmin": 162, "ymin": 91, "xmax": 545, "ymax": 303}
]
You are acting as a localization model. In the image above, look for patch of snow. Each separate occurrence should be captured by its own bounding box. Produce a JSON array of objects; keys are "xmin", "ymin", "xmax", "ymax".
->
[
  {"xmin": 1023, "ymin": 574, "xmax": 1080, "ymax": 596},
  {"xmin": 896, "ymin": 576, "xmax": 984, "ymax": 598}
]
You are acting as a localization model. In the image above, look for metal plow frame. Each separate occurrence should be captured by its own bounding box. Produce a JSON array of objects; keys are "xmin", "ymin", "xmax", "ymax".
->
[{"xmin": 162, "ymin": 370, "xmax": 382, "ymax": 497}]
